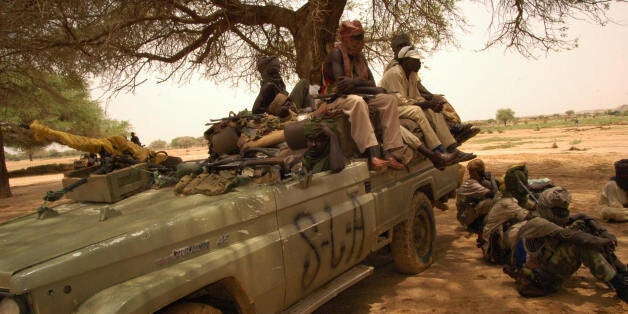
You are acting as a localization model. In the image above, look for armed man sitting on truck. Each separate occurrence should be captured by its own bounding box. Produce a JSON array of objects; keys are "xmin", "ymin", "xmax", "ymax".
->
[
  {"xmin": 507, "ymin": 187, "xmax": 628, "ymax": 301},
  {"xmin": 318, "ymin": 20, "xmax": 406, "ymax": 171},
  {"xmin": 252, "ymin": 55, "xmax": 314, "ymax": 118},
  {"xmin": 379, "ymin": 45, "xmax": 476, "ymax": 169},
  {"xmin": 301, "ymin": 120, "xmax": 346, "ymax": 174},
  {"xmin": 385, "ymin": 33, "xmax": 480, "ymax": 144}
]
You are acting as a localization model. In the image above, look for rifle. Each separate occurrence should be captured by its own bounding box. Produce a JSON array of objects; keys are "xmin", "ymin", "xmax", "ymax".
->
[
  {"xmin": 312, "ymin": 92, "xmax": 395, "ymax": 102},
  {"xmin": 203, "ymin": 156, "xmax": 285, "ymax": 172},
  {"xmin": 518, "ymin": 180, "xmax": 539, "ymax": 204},
  {"xmin": 205, "ymin": 111, "xmax": 265, "ymax": 126}
]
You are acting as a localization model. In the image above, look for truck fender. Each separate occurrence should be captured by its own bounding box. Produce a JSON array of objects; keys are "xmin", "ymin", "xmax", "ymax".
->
[{"xmin": 76, "ymin": 252, "xmax": 253, "ymax": 314}]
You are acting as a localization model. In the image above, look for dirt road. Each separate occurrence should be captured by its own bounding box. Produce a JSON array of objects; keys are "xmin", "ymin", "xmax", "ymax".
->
[{"xmin": 2, "ymin": 125, "xmax": 627, "ymax": 312}]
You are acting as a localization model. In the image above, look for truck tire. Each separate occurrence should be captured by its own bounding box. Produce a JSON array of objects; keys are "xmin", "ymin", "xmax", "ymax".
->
[
  {"xmin": 391, "ymin": 191, "xmax": 436, "ymax": 274},
  {"xmin": 158, "ymin": 302, "xmax": 222, "ymax": 314}
]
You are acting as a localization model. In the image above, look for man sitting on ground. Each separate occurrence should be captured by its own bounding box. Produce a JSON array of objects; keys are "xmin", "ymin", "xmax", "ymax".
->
[
  {"xmin": 508, "ymin": 187, "xmax": 627, "ymax": 301},
  {"xmin": 597, "ymin": 159, "xmax": 628, "ymax": 222},
  {"xmin": 456, "ymin": 159, "xmax": 499, "ymax": 235},
  {"xmin": 481, "ymin": 164, "xmax": 534, "ymax": 264}
]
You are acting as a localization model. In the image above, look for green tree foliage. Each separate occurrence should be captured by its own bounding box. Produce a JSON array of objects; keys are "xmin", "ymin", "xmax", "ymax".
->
[
  {"xmin": 1, "ymin": 0, "xmax": 619, "ymax": 88},
  {"xmin": 148, "ymin": 139, "xmax": 168, "ymax": 150},
  {"xmin": 565, "ymin": 110, "xmax": 575, "ymax": 116},
  {"xmin": 0, "ymin": 73, "xmax": 130, "ymax": 197},
  {"xmin": 0, "ymin": 0, "xmax": 621, "ymax": 197},
  {"xmin": 496, "ymin": 108, "xmax": 516, "ymax": 126},
  {"xmin": 170, "ymin": 136, "xmax": 203, "ymax": 149}
]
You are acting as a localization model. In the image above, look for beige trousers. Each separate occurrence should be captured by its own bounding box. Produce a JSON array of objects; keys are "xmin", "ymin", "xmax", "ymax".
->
[
  {"xmin": 328, "ymin": 94, "xmax": 403, "ymax": 153},
  {"xmin": 432, "ymin": 95, "xmax": 461, "ymax": 124},
  {"xmin": 398, "ymin": 105, "xmax": 456, "ymax": 150},
  {"xmin": 424, "ymin": 108, "xmax": 456, "ymax": 149}
]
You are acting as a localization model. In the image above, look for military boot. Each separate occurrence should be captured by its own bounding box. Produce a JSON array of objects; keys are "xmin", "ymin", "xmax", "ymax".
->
[{"xmin": 610, "ymin": 272, "xmax": 628, "ymax": 302}]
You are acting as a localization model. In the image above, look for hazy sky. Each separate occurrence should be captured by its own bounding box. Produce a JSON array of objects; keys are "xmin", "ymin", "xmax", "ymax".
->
[{"xmin": 98, "ymin": 2, "xmax": 628, "ymax": 145}]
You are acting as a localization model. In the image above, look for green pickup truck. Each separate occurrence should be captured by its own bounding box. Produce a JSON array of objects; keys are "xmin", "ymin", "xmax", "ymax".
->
[{"xmin": 0, "ymin": 157, "xmax": 459, "ymax": 314}]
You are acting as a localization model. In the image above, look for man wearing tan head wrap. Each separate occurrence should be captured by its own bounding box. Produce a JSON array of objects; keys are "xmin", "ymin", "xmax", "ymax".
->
[
  {"xmin": 597, "ymin": 159, "xmax": 628, "ymax": 222},
  {"xmin": 456, "ymin": 159, "xmax": 499, "ymax": 234},
  {"xmin": 319, "ymin": 20, "xmax": 405, "ymax": 170}
]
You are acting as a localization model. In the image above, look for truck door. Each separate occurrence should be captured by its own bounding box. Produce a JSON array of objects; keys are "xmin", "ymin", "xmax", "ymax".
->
[{"xmin": 274, "ymin": 162, "xmax": 377, "ymax": 308}]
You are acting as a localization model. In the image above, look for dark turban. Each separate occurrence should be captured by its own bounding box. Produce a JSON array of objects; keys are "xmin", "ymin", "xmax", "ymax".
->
[
  {"xmin": 338, "ymin": 20, "xmax": 364, "ymax": 41},
  {"xmin": 504, "ymin": 163, "xmax": 529, "ymax": 205},
  {"xmin": 256, "ymin": 55, "xmax": 279, "ymax": 74},
  {"xmin": 614, "ymin": 159, "xmax": 628, "ymax": 190}
]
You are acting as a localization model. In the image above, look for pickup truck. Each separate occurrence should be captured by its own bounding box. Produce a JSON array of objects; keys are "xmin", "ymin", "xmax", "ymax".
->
[{"xmin": 0, "ymin": 156, "xmax": 459, "ymax": 314}]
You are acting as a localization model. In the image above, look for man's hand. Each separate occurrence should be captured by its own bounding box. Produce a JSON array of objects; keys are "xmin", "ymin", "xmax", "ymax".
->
[
  {"xmin": 319, "ymin": 123, "xmax": 335, "ymax": 137},
  {"xmin": 591, "ymin": 237, "xmax": 616, "ymax": 253},
  {"xmin": 600, "ymin": 230, "xmax": 618, "ymax": 247},
  {"xmin": 337, "ymin": 77, "xmax": 357, "ymax": 94},
  {"xmin": 432, "ymin": 100, "xmax": 444, "ymax": 112},
  {"xmin": 417, "ymin": 99, "xmax": 443, "ymax": 112}
]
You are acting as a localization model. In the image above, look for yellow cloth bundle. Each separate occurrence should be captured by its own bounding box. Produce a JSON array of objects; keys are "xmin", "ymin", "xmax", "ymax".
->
[{"xmin": 29, "ymin": 120, "xmax": 167, "ymax": 164}]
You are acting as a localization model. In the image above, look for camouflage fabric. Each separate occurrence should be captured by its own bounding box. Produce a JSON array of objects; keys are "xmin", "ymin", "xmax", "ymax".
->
[
  {"xmin": 536, "ymin": 187, "xmax": 572, "ymax": 227},
  {"xmin": 516, "ymin": 237, "xmax": 616, "ymax": 296},
  {"xmin": 175, "ymin": 173, "xmax": 236, "ymax": 196},
  {"xmin": 515, "ymin": 216, "xmax": 617, "ymax": 297}
]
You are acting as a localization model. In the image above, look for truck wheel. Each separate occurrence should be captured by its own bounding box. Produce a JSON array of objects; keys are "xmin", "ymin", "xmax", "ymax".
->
[
  {"xmin": 158, "ymin": 302, "xmax": 222, "ymax": 314},
  {"xmin": 391, "ymin": 192, "xmax": 436, "ymax": 274}
]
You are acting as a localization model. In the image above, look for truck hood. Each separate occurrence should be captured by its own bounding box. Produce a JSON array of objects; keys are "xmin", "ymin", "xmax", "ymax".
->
[{"xmin": 0, "ymin": 184, "xmax": 276, "ymax": 291}]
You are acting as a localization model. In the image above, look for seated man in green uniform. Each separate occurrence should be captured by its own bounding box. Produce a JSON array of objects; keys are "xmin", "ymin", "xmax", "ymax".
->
[
  {"xmin": 509, "ymin": 187, "xmax": 627, "ymax": 301},
  {"xmin": 301, "ymin": 120, "xmax": 346, "ymax": 174},
  {"xmin": 481, "ymin": 164, "xmax": 534, "ymax": 264}
]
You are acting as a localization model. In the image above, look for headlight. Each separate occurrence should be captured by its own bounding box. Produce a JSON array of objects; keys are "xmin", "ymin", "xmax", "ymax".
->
[
  {"xmin": 0, "ymin": 296, "xmax": 24, "ymax": 314},
  {"xmin": 0, "ymin": 297, "xmax": 19, "ymax": 314}
]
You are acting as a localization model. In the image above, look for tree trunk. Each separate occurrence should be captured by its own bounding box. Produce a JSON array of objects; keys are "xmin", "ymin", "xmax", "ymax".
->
[
  {"xmin": 0, "ymin": 127, "xmax": 12, "ymax": 198},
  {"xmin": 293, "ymin": 0, "xmax": 347, "ymax": 83}
]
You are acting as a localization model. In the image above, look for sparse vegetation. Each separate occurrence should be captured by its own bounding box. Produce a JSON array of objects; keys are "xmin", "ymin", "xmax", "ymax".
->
[
  {"xmin": 472, "ymin": 112, "xmax": 627, "ymax": 131},
  {"xmin": 481, "ymin": 141, "xmax": 534, "ymax": 150}
]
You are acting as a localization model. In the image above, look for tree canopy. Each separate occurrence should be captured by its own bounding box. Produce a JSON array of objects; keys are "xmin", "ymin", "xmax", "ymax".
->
[
  {"xmin": 0, "ymin": 72, "xmax": 130, "ymax": 197},
  {"xmin": 0, "ymin": 0, "xmax": 623, "ymax": 198},
  {"xmin": 1, "ymin": 0, "xmax": 621, "ymax": 90},
  {"xmin": 496, "ymin": 108, "xmax": 516, "ymax": 126}
]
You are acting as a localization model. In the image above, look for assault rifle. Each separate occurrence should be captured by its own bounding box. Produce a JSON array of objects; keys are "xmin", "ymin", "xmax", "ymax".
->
[{"xmin": 202, "ymin": 155, "xmax": 287, "ymax": 172}]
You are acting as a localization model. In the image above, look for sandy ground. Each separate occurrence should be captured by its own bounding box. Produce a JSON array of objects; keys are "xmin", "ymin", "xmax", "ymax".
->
[{"xmin": 2, "ymin": 125, "xmax": 627, "ymax": 312}]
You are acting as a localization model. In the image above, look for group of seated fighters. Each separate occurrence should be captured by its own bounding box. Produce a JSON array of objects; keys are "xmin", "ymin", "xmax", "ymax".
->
[
  {"xmin": 248, "ymin": 20, "xmax": 480, "ymax": 174},
  {"xmin": 456, "ymin": 158, "xmax": 628, "ymax": 302}
]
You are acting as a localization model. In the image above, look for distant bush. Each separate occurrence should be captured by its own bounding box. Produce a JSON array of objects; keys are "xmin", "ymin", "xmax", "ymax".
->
[{"xmin": 148, "ymin": 139, "xmax": 168, "ymax": 150}]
